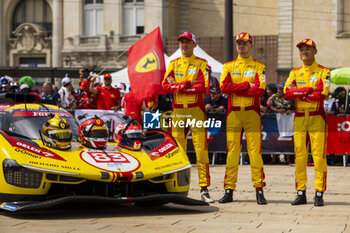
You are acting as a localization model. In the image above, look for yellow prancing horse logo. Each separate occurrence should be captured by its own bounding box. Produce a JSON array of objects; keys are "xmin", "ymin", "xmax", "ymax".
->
[{"xmin": 135, "ymin": 52, "xmax": 159, "ymax": 73}]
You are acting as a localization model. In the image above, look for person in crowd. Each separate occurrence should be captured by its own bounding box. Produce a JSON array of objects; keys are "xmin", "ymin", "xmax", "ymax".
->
[
  {"xmin": 122, "ymin": 89, "xmax": 143, "ymax": 125},
  {"xmin": 284, "ymin": 38, "xmax": 330, "ymax": 206},
  {"xmin": 219, "ymin": 32, "xmax": 267, "ymax": 205},
  {"xmin": 116, "ymin": 83, "xmax": 127, "ymax": 98},
  {"xmin": 334, "ymin": 86, "xmax": 347, "ymax": 115},
  {"xmin": 324, "ymin": 93, "xmax": 337, "ymax": 116},
  {"xmin": 162, "ymin": 32, "xmax": 213, "ymax": 203},
  {"xmin": 142, "ymin": 95, "xmax": 158, "ymax": 112},
  {"xmin": 205, "ymin": 65, "xmax": 220, "ymax": 96},
  {"xmin": 205, "ymin": 86, "xmax": 227, "ymax": 113},
  {"xmin": 0, "ymin": 75, "xmax": 13, "ymax": 92},
  {"xmin": 41, "ymin": 82, "xmax": 61, "ymax": 105},
  {"xmin": 261, "ymin": 83, "xmax": 277, "ymax": 114},
  {"xmin": 157, "ymin": 93, "xmax": 173, "ymax": 112},
  {"xmin": 58, "ymin": 75, "xmax": 76, "ymax": 109},
  {"xmin": 76, "ymin": 79, "xmax": 96, "ymax": 109},
  {"xmin": 268, "ymin": 82, "xmax": 295, "ymax": 165},
  {"xmin": 18, "ymin": 76, "xmax": 41, "ymax": 101},
  {"xmin": 89, "ymin": 73, "xmax": 121, "ymax": 110}
]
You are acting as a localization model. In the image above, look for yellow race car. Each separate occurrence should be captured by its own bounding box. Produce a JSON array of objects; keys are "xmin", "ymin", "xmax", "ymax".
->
[{"xmin": 0, "ymin": 96, "xmax": 206, "ymax": 212}]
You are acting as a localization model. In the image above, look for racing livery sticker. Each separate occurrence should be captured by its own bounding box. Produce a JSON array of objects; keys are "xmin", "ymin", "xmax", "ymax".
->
[
  {"xmin": 80, "ymin": 150, "xmax": 140, "ymax": 172},
  {"xmin": 2, "ymin": 131, "xmax": 66, "ymax": 161},
  {"xmin": 148, "ymin": 139, "xmax": 178, "ymax": 160},
  {"xmin": 0, "ymin": 203, "xmax": 19, "ymax": 211}
]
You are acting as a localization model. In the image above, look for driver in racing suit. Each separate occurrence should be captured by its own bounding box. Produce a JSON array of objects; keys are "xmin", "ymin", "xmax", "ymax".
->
[
  {"xmin": 162, "ymin": 32, "xmax": 213, "ymax": 203},
  {"xmin": 219, "ymin": 32, "xmax": 267, "ymax": 205},
  {"xmin": 284, "ymin": 38, "xmax": 330, "ymax": 206}
]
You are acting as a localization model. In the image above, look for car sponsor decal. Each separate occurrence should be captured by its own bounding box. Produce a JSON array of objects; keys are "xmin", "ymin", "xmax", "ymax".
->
[
  {"xmin": 148, "ymin": 139, "xmax": 178, "ymax": 160},
  {"xmin": 13, "ymin": 111, "xmax": 72, "ymax": 118},
  {"xmin": 0, "ymin": 104, "xmax": 13, "ymax": 111},
  {"xmin": 0, "ymin": 203, "xmax": 19, "ymax": 211},
  {"xmin": 1, "ymin": 131, "xmax": 66, "ymax": 161},
  {"xmin": 80, "ymin": 150, "xmax": 140, "ymax": 172}
]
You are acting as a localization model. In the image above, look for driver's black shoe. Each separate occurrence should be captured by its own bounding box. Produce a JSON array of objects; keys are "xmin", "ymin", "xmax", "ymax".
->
[
  {"xmin": 256, "ymin": 189, "xmax": 267, "ymax": 205},
  {"xmin": 314, "ymin": 192, "xmax": 324, "ymax": 206},
  {"xmin": 291, "ymin": 190, "xmax": 307, "ymax": 205},
  {"xmin": 218, "ymin": 189, "xmax": 233, "ymax": 203}
]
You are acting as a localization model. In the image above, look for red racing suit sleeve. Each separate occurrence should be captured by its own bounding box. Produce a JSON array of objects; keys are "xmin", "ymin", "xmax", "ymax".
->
[
  {"xmin": 301, "ymin": 68, "xmax": 330, "ymax": 102},
  {"xmin": 235, "ymin": 67, "xmax": 266, "ymax": 97},
  {"xmin": 284, "ymin": 70, "xmax": 313, "ymax": 99},
  {"xmin": 179, "ymin": 69, "xmax": 206, "ymax": 94},
  {"xmin": 162, "ymin": 66, "xmax": 190, "ymax": 93},
  {"xmin": 220, "ymin": 63, "xmax": 250, "ymax": 94}
]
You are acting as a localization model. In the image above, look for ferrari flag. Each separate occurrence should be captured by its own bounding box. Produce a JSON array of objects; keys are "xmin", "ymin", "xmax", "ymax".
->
[{"xmin": 127, "ymin": 27, "xmax": 166, "ymax": 102}]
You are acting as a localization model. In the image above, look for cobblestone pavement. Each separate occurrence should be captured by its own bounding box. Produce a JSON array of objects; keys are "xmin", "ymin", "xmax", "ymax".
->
[{"xmin": 1, "ymin": 165, "xmax": 350, "ymax": 233}]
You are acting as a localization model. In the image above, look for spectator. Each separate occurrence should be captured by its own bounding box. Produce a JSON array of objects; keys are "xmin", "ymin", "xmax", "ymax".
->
[
  {"xmin": 18, "ymin": 76, "xmax": 41, "ymax": 101},
  {"xmin": 205, "ymin": 65, "xmax": 220, "ymax": 96},
  {"xmin": 116, "ymin": 83, "xmax": 127, "ymax": 98},
  {"xmin": 268, "ymin": 82, "xmax": 295, "ymax": 165},
  {"xmin": 158, "ymin": 93, "xmax": 173, "ymax": 112},
  {"xmin": 77, "ymin": 79, "xmax": 96, "ymax": 109},
  {"xmin": 58, "ymin": 75, "xmax": 76, "ymax": 109},
  {"xmin": 41, "ymin": 82, "xmax": 61, "ymax": 105},
  {"xmin": 334, "ymin": 86, "xmax": 347, "ymax": 114},
  {"xmin": 89, "ymin": 73, "xmax": 121, "ymax": 110},
  {"xmin": 262, "ymin": 83, "xmax": 277, "ymax": 113},
  {"xmin": 142, "ymin": 95, "xmax": 158, "ymax": 112},
  {"xmin": 324, "ymin": 93, "xmax": 337, "ymax": 116},
  {"xmin": 205, "ymin": 86, "xmax": 227, "ymax": 113},
  {"xmin": 0, "ymin": 75, "xmax": 13, "ymax": 92},
  {"xmin": 122, "ymin": 89, "xmax": 143, "ymax": 125}
]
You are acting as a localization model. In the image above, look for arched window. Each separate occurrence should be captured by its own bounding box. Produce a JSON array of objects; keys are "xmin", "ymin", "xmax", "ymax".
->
[{"xmin": 12, "ymin": 0, "xmax": 52, "ymax": 36}]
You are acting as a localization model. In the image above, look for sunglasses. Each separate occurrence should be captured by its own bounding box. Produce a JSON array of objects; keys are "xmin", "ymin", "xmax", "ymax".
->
[{"xmin": 104, "ymin": 77, "xmax": 111, "ymax": 80}]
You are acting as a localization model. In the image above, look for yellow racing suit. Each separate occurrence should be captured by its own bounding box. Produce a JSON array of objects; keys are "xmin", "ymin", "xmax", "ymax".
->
[
  {"xmin": 284, "ymin": 61, "xmax": 330, "ymax": 193},
  {"xmin": 162, "ymin": 54, "xmax": 210, "ymax": 188},
  {"xmin": 220, "ymin": 56, "xmax": 266, "ymax": 190}
]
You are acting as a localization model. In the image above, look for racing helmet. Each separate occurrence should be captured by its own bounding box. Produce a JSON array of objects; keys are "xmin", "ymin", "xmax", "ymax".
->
[
  {"xmin": 79, "ymin": 117, "xmax": 109, "ymax": 149},
  {"xmin": 41, "ymin": 114, "xmax": 72, "ymax": 150},
  {"xmin": 115, "ymin": 119, "xmax": 144, "ymax": 151}
]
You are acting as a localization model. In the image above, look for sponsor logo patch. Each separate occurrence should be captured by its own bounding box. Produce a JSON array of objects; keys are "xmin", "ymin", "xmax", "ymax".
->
[
  {"xmin": 244, "ymin": 71, "xmax": 255, "ymax": 77},
  {"xmin": 0, "ymin": 203, "xmax": 19, "ymax": 212}
]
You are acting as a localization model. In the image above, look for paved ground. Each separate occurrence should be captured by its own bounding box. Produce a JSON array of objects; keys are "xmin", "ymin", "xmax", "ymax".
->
[{"xmin": 1, "ymin": 165, "xmax": 350, "ymax": 233}]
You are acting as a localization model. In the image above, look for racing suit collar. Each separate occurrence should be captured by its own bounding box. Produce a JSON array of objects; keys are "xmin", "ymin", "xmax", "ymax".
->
[
  {"xmin": 181, "ymin": 54, "xmax": 196, "ymax": 63},
  {"xmin": 237, "ymin": 56, "xmax": 253, "ymax": 63},
  {"xmin": 302, "ymin": 61, "xmax": 318, "ymax": 71}
]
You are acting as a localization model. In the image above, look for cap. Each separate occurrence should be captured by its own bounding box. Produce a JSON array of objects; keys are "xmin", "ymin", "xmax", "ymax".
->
[
  {"xmin": 20, "ymin": 84, "xmax": 29, "ymax": 91},
  {"xmin": 80, "ymin": 79, "xmax": 90, "ymax": 91},
  {"xmin": 207, "ymin": 65, "xmax": 212, "ymax": 73},
  {"xmin": 104, "ymin": 73, "xmax": 112, "ymax": 79},
  {"xmin": 62, "ymin": 75, "xmax": 72, "ymax": 86},
  {"xmin": 177, "ymin": 32, "xmax": 196, "ymax": 43},
  {"xmin": 296, "ymin": 38, "xmax": 317, "ymax": 49},
  {"xmin": 236, "ymin": 32, "xmax": 253, "ymax": 43},
  {"xmin": 209, "ymin": 86, "xmax": 221, "ymax": 94},
  {"xmin": 0, "ymin": 76, "xmax": 9, "ymax": 88},
  {"xmin": 117, "ymin": 83, "xmax": 126, "ymax": 91}
]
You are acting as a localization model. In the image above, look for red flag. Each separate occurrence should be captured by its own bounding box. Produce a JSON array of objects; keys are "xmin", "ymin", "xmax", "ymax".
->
[{"xmin": 127, "ymin": 27, "xmax": 165, "ymax": 102}]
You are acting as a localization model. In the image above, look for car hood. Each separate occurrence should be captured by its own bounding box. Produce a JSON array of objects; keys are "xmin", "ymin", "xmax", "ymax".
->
[{"xmin": 0, "ymin": 130, "xmax": 191, "ymax": 182}]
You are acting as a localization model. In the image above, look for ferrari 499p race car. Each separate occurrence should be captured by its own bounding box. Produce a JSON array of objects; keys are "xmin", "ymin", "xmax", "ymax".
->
[{"xmin": 0, "ymin": 95, "xmax": 206, "ymax": 212}]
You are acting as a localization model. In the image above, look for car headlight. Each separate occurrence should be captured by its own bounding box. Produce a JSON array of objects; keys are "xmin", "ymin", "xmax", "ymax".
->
[{"xmin": 3, "ymin": 159, "xmax": 43, "ymax": 188}]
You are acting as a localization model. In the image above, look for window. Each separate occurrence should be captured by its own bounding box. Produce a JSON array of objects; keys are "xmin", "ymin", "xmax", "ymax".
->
[
  {"xmin": 336, "ymin": 0, "xmax": 350, "ymax": 37},
  {"xmin": 83, "ymin": 0, "xmax": 104, "ymax": 36},
  {"xmin": 123, "ymin": 0, "xmax": 144, "ymax": 35},
  {"xmin": 12, "ymin": 0, "xmax": 52, "ymax": 36}
]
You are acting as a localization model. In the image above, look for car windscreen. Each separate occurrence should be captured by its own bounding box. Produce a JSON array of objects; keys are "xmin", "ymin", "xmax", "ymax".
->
[{"xmin": 5, "ymin": 116, "xmax": 80, "ymax": 141}]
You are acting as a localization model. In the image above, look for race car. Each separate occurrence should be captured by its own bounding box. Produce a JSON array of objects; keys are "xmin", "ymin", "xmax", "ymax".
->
[{"xmin": 0, "ymin": 96, "xmax": 207, "ymax": 212}]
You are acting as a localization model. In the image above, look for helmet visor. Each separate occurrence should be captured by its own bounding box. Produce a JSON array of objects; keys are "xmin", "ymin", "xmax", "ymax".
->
[
  {"xmin": 88, "ymin": 129, "xmax": 109, "ymax": 138},
  {"xmin": 48, "ymin": 129, "xmax": 72, "ymax": 142}
]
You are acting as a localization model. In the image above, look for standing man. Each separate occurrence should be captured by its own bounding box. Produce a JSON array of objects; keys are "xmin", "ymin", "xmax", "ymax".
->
[
  {"xmin": 219, "ymin": 32, "xmax": 267, "ymax": 205},
  {"xmin": 284, "ymin": 39, "xmax": 330, "ymax": 206},
  {"xmin": 162, "ymin": 32, "xmax": 213, "ymax": 203},
  {"xmin": 90, "ymin": 73, "xmax": 121, "ymax": 110}
]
